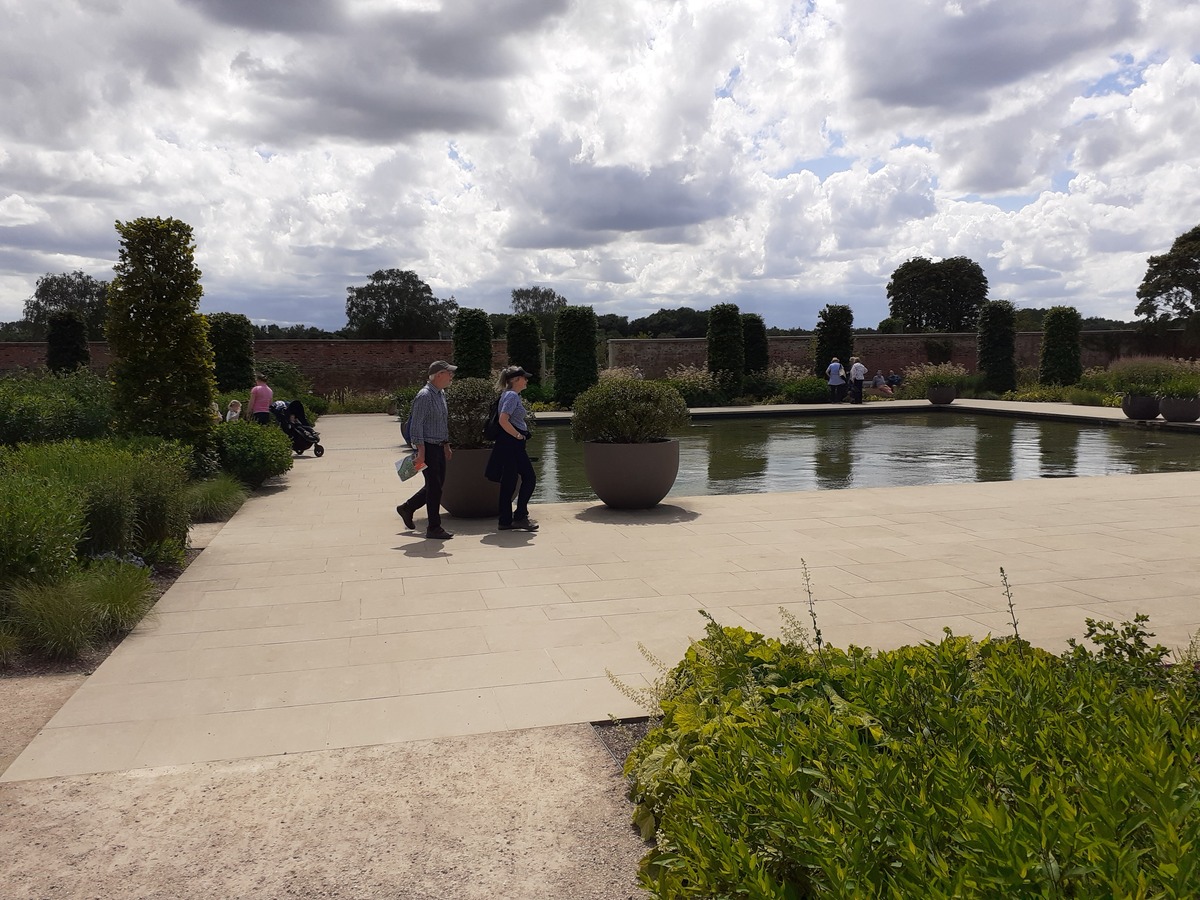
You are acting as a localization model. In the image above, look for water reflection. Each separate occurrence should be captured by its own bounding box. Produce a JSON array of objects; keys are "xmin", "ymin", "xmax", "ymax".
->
[{"xmin": 527, "ymin": 414, "xmax": 1200, "ymax": 504}]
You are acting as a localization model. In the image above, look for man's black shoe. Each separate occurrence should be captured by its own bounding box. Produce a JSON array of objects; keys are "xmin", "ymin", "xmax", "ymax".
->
[
  {"xmin": 425, "ymin": 527, "xmax": 454, "ymax": 540},
  {"xmin": 397, "ymin": 505, "xmax": 415, "ymax": 530}
]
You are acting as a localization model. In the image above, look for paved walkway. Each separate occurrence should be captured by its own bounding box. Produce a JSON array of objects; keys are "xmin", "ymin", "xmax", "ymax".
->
[{"xmin": 6, "ymin": 403, "xmax": 1200, "ymax": 782}]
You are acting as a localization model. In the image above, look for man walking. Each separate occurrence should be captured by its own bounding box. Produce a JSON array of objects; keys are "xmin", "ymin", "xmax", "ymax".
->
[{"xmin": 397, "ymin": 360, "xmax": 456, "ymax": 540}]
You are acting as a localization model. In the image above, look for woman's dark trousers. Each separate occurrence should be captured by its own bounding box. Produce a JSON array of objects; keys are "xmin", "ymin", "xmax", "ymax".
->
[{"xmin": 497, "ymin": 433, "xmax": 536, "ymax": 526}]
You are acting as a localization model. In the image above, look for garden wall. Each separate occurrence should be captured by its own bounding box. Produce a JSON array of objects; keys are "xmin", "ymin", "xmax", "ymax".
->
[{"xmin": 0, "ymin": 330, "xmax": 1185, "ymax": 392}]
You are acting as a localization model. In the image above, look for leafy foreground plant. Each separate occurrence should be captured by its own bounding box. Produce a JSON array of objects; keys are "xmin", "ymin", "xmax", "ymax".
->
[
  {"xmin": 624, "ymin": 610, "xmax": 1200, "ymax": 898},
  {"xmin": 184, "ymin": 473, "xmax": 249, "ymax": 522}
]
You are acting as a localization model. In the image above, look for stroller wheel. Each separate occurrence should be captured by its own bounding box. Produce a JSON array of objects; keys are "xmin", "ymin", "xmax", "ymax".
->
[{"xmin": 314, "ymin": 444, "xmax": 325, "ymax": 457}]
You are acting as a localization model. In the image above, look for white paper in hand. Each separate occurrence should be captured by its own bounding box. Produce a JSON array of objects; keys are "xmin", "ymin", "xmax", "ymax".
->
[{"xmin": 395, "ymin": 454, "xmax": 424, "ymax": 481}]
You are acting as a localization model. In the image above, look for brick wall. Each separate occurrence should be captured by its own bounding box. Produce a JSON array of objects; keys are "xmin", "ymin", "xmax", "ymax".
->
[{"xmin": 1, "ymin": 331, "xmax": 1185, "ymax": 391}]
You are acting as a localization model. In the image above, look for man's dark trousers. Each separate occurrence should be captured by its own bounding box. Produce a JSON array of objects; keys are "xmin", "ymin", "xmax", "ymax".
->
[{"xmin": 420, "ymin": 442, "xmax": 447, "ymax": 530}]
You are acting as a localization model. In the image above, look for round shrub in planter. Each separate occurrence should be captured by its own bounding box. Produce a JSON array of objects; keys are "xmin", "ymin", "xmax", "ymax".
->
[
  {"xmin": 571, "ymin": 379, "xmax": 691, "ymax": 509},
  {"xmin": 1156, "ymin": 372, "xmax": 1200, "ymax": 423},
  {"xmin": 441, "ymin": 376, "xmax": 502, "ymax": 518}
]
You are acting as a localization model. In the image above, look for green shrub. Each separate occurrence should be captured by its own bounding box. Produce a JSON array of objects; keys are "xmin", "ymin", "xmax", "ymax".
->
[
  {"xmin": 185, "ymin": 473, "xmax": 249, "ymax": 522},
  {"xmin": 571, "ymin": 378, "xmax": 690, "ymax": 443},
  {"xmin": 0, "ymin": 469, "xmax": 83, "ymax": 586},
  {"xmin": 451, "ymin": 308, "xmax": 494, "ymax": 379},
  {"xmin": 663, "ymin": 365, "xmax": 724, "ymax": 407},
  {"xmin": 506, "ymin": 313, "xmax": 543, "ymax": 385},
  {"xmin": 776, "ymin": 375, "xmax": 830, "ymax": 404},
  {"xmin": 1158, "ymin": 371, "xmax": 1200, "ymax": 398},
  {"xmin": 624, "ymin": 613, "xmax": 1200, "ymax": 899},
  {"xmin": 320, "ymin": 389, "xmax": 394, "ymax": 414},
  {"xmin": 976, "ymin": 299, "xmax": 1017, "ymax": 393},
  {"xmin": 5, "ymin": 579, "xmax": 96, "ymax": 660},
  {"xmin": 741, "ymin": 314, "xmax": 769, "ymax": 375},
  {"xmin": 46, "ymin": 310, "xmax": 91, "ymax": 373},
  {"xmin": 255, "ymin": 360, "xmax": 312, "ymax": 397},
  {"xmin": 445, "ymin": 377, "xmax": 497, "ymax": 449},
  {"xmin": 1064, "ymin": 387, "xmax": 1120, "ymax": 407},
  {"xmin": 393, "ymin": 384, "xmax": 422, "ymax": 425},
  {"xmin": 1038, "ymin": 305, "xmax": 1083, "ymax": 386},
  {"xmin": 4, "ymin": 439, "xmax": 189, "ymax": 563},
  {"xmin": 208, "ymin": 312, "xmax": 256, "ymax": 392},
  {"xmin": 85, "ymin": 559, "xmax": 155, "ymax": 639},
  {"xmin": 897, "ymin": 362, "xmax": 969, "ymax": 398},
  {"xmin": 215, "ymin": 420, "xmax": 294, "ymax": 488},
  {"xmin": 553, "ymin": 306, "xmax": 599, "ymax": 406},
  {"xmin": 1098, "ymin": 356, "xmax": 1180, "ymax": 395},
  {"xmin": 707, "ymin": 303, "xmax": 744, "ymax": 394},
  {"xmin": 0, "ymin": 369, "xmax": 112, "ymax": 445}
]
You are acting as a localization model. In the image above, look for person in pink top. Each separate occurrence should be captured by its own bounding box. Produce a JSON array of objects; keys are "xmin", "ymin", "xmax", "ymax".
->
[{"xmin": 249, "ymin": 373, "xmax": 273, "ymax": 425}]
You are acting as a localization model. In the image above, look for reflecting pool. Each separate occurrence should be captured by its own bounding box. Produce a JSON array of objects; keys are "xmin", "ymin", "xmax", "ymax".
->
[{"xmin": 525, "ymin": 413, "xmax": 1200, "ymax": 503}]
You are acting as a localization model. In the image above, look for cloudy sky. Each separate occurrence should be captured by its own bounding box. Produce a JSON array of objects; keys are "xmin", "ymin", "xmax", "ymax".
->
[{"xmin": 1, "ymin": 0, "xmax": 1198, "ymax": 331}]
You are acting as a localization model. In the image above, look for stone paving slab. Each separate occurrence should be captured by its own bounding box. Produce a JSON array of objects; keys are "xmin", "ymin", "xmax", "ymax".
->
[{"xmin": 5, "ymin": 406, "xmax": 1200, "ymax": 782}]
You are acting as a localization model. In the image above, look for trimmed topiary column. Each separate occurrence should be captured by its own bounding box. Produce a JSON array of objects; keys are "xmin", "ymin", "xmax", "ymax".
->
[
  {"xmin": 208, "ymin": 311, "xmax": 256, "ymax": 392},
  {"xmin": 46, "ymin": 310, "xmax": 90, "ymax": 373},
  {"xmin": 506, "ymin": 313, "xmax": 543, "ymax": 385},
  {"xmin": 1039, "ymin": 306, "xmax": 1083, "ymax": 386},
  {"xmin": 707, "ymin": 303, "xmax": 744, "ymax": 395},
  {"xmin": 553, "ymin": 306, "xmax": 599, "ymax": 407},
  {"xmin": 976, "ymin": 299, "xmax": 1017, "ymax": 393},
  {"xmin": 741, "ymin": 313, "xmax": 769, "ymax": 375},
  {"xmin": 451, "ymin": 308, "xmax": 493, "ymax": 379}
]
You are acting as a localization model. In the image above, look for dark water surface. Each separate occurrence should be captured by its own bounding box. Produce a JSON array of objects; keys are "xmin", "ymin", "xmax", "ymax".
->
[{"xmin": 526, "ymin": 413, "xmax": 1200, "ymax": 504}]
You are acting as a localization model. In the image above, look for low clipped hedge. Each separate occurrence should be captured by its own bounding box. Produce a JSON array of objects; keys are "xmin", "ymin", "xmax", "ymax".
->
[
  {"xmin": 625, "ymin": 614, "xmax": 1200, "ymax": 899},
  {"xmin": 215, "ymin": 419, "xmax": 294, "ymax": 487}
]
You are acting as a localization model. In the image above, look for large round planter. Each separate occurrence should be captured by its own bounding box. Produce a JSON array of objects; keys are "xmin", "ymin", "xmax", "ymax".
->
[
  {"xmin": 583, "ymin": 440, "xmax": 680, "ymax": 509},
  {"xmin": 926, "ymin": 385, "xmax": 956, "ymax": 406},
  {"xmin": 1159, "ymin": 397, "xmax": 1200, "ymax": 423},
  {"xmin": 1120, "ymin": 395, "xmax": 1160, "ymax": 421},
  {"xmin": 441, "ymin": 447, "xmax": 502, "ymax": 518}
]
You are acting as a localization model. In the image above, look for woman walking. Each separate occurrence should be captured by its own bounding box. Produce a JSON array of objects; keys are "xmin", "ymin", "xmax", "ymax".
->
[{"xmin": 487, "ymin": 366, "xmax": 538, "ymax": 532}]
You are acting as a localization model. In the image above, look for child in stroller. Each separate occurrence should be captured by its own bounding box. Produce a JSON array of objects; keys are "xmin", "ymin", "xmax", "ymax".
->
[{"xmin": 270, "ymin": 400, "xmax": 324, "ymax": 457}]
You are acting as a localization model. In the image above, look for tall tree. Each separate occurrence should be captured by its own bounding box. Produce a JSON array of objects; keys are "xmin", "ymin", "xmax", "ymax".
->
[
  {"xmin": 706, "ymin": 303, "xmax": 744, "ymax": 394},
  {"xmin": 1039, "ymin": 306, "xmax": 1083, "ymax": 387},
  {"xmin": 628, "ymin": 306, "xmax": 709, "ymax": 338},
  {"xmin": 1135, "ymin": 224, "xmax": 1200, "ymax": 324},
  {"xmin": 106, "ymin": 217, "xmax": 217, "ymax": 446},
  {"xmin": 451, "ymin": 308, "xmax": 493, "ymax": 379},
  {"xmin": 24, "ymin": 270, "xmax": 109, "ymax": 338},
  {"xmin": 812, "ymin": 305, "xmax": 854, "ymax": 377},
  {"xmin": 45, "ymin": 310, "xmax": 91, "ymax": 372},
  {"xmin": 207, "ymin": 312, "xmax": 256, "ymax": 392},
  {"xmin": 976, "ymin": 300, "xmax": 1017, "ymax": 393},
  {"xmin": 887, "ymin": 256, "xmax": 988, "ymax": 332},
  {"xmin": 741, "ymin": 313, "xmax": 769, "ymax": 375},
  {"xmin": 345, "ymin": 269, "xmax": 457, "ymax": 339},
  {"xmin": 511, "ymin": 286, "xmax": 567, "ymax": 347}
]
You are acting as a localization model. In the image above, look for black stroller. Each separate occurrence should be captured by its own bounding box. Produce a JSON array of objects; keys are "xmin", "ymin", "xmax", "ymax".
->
[{"xmin": 270, "ymin": 400, "xmax": 324, "ymax": 457}]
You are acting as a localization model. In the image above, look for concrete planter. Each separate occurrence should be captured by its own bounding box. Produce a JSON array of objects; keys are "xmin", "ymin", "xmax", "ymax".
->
[
  {"xmin": 1120, "ymin": 395, "xmax": 1160, "ymax": 421},
  {"xmin": 1159, "ymin": 397, "xmax": 1200, "ymax": 423},
  {"xmin": 583, "ymin": 440, "xmax": 680, "ymax": 509},
  {"xmin": 441, "ymin": 448, "xmax": 501, "ymax": 518}
]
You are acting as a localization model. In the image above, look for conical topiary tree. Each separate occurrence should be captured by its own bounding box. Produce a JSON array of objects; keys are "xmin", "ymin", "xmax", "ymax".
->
[
  {"xmin": 812, "ymin": 304, "xmax": 854, "ymax": 377},
  {"xmin": 976, "ymin": 299, "xmax": 1017, "ymax": 393},
  {"xmin": 741, "ymin": 313, "xmax": 769, "ymax": 375},
  {"xmin": 451, "ymin": 308, "xmax": 493, "ymax": 379},
  {"xmin": 46, "ymin": 310, "xmax": 91, "ymax": 373},
  {"xmin": 506, "ymin": 313, "xmax": 542, "ymax": 385},
  {"xmin": 553, "ymin": 305, "xmax": 599, "ymax": 407},
  {"xmin": 207, "ymin": 311, "xmax": 256, "ymax": 392},
  {"xmin": 106, "ymin": 216, "xmax": 217, "ymax": 447},
  {"xmin": 1039, "ymin": 306, "xmax": 1083, "ymax": 386},
  {"xmin": 707, "ymin": 303, "xmax": 744, "ymax": 395}
]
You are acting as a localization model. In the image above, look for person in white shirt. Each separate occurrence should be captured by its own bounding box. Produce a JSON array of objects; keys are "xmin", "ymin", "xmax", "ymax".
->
[{"xmin": 848, "ymin": 357, "xmax": 868, "ymax": 404}]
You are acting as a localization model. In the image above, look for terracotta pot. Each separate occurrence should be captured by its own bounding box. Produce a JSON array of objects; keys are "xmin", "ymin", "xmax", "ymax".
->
[
  {"xmin": 926, "ymin": 385, "xmax": 956, "ymax": 406},
  {"xmin": 441, "ymin": 447, "xmax": 502, "ymax": 518},
  {"xmin": 1120, "ymin": 395, "xmax": 1160, "ymax": 421},
  {"xmin": 1158, "ymin": 397, "xmax": 1200, "ymax": 423},
  {"xmin": 583, "ymin": 440, "xmax": 680, "ymax": 509}
]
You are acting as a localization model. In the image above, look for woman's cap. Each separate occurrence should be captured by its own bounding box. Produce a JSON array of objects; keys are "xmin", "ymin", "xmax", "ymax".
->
[{"xmin": 503, "ymin": 365, "xmax": 531, "ymax": 380}]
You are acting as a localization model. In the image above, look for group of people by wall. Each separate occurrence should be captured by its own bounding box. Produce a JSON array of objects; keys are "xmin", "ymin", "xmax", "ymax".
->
[{"xmin": 824, "ymin": 357, "xmax": 901, "ymax": 404}]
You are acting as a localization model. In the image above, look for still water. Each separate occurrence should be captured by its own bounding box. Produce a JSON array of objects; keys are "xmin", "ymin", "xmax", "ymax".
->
[{"xmin": 525, "ymin": 413, "xmax": 1200, "ymax": 503}]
